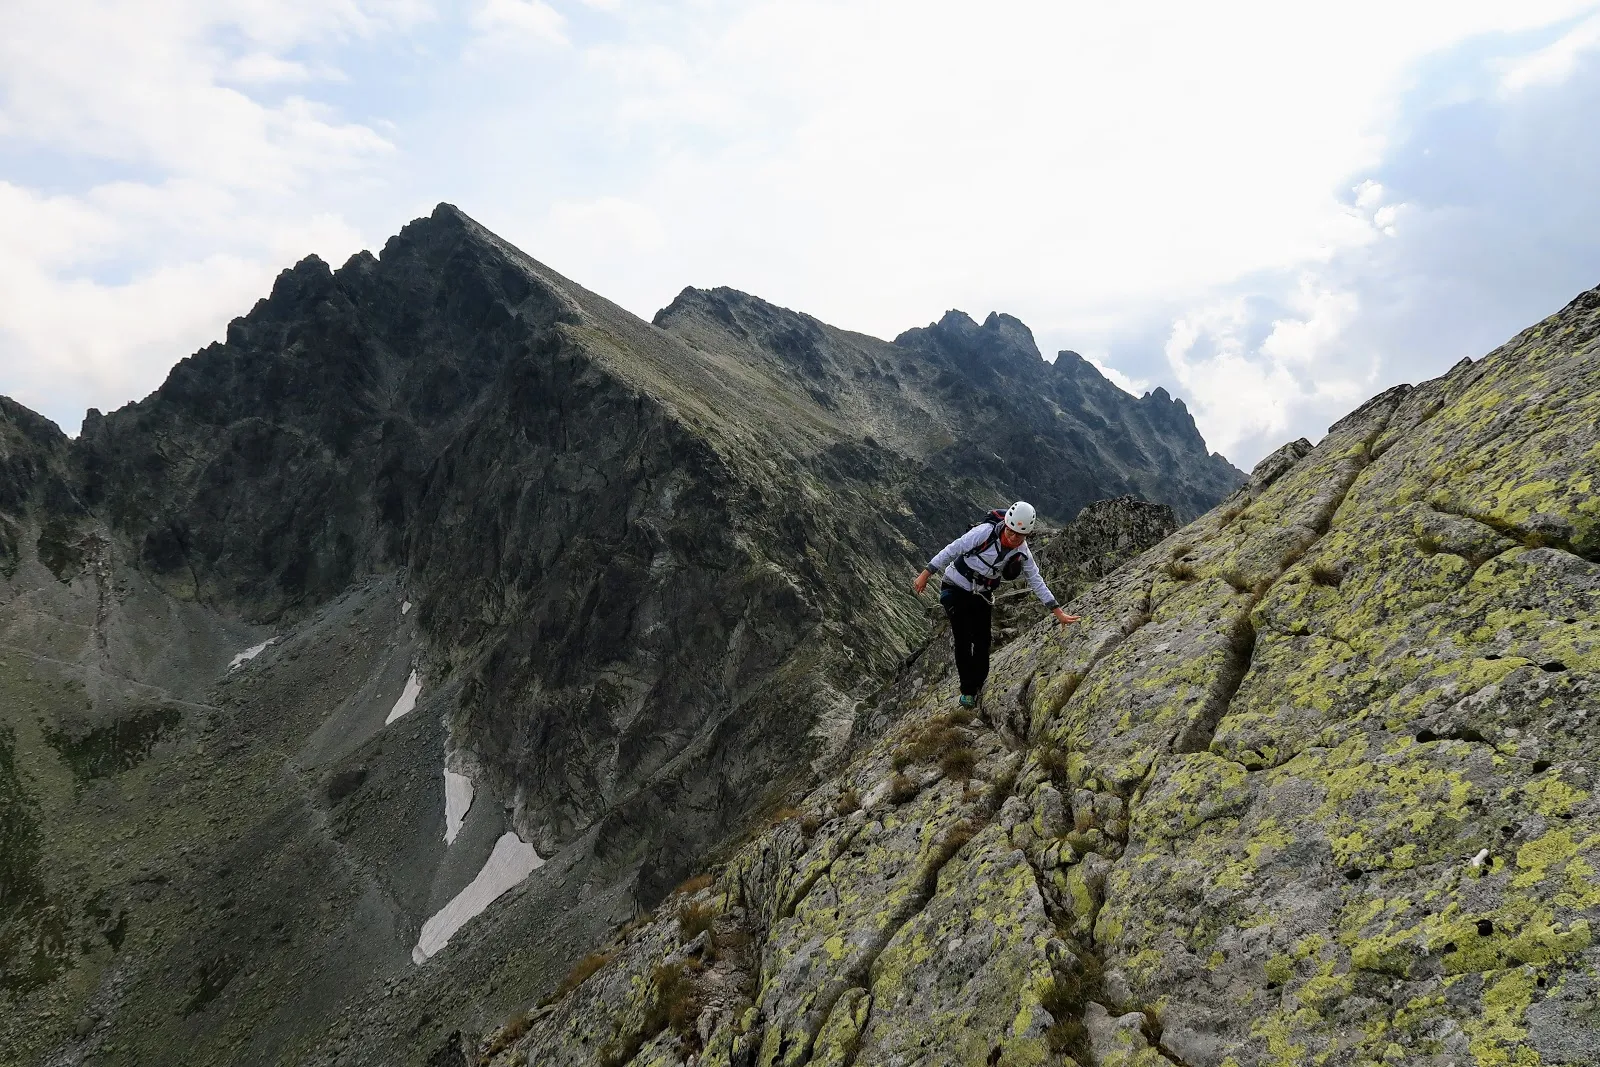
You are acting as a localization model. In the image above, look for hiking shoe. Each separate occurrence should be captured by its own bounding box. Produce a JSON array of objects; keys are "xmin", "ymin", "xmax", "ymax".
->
[{"xmin": 958, "ymin": 694, "xmax": 977, "ymax": 708}]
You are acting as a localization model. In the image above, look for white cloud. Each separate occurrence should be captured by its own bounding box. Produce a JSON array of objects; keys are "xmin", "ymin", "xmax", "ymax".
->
[
  {"xmin": 470, "ymin": 0, "xmax": 568, "ymax": 47},
  {"xmin": 1498, "ymin": 12, "xmax": 1600, "ymax": 92},
  {"xmin": 1084, "ymin": 357, "xmax": 1150, "ymax": 399},
  {"xmin": 227, "ymin": 53, "xmax": 319, "ymax": 84},
  {"xmin": 1160, "ymin": 276, "xmax": 1375, "ymax": 460}
]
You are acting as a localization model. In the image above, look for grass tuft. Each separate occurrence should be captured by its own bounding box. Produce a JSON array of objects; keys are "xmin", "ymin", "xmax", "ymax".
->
[
  {"xmin": 939, "ymin": 747, "xmax": 978, "ymax": 783},
  {"xmin": 902, "ymin": 710, "xmax": 974, "ymax": 764},
  {"xmin": 1037, "ymin": 746, "xmax": 1071, "ymax": 784},
  {"xmin": 676, "ymin": 900, "xmax": 717, "ymax": 941},
  {"xmin": 650, "ymin": 960, "xmax": 703, "ymax": 1036},
  {"xmin": 1220, "ymin": 568, "xmax": 1255, "ymax": 594},
  {"xmin": 481, "ymin": 1010, "xmax": 533, "ymax": 1058},
  {"xmin": 1309, "ymin": 562, "xmax": 1344, "ymax": 588},
  {"xmin": 1162, "ymin": 559, "xmax": 1197, "ymax": 581},
  {"xmin": 889, "ymin": 772, "xmax": 919, "ymax": 805},
  {"xmin": 671, "ymin": 873, "xmax": 714, "ymax": 897},
  {"xmin": 541, "ymin": 951, "xmax": 613, "ymax": 1006}
]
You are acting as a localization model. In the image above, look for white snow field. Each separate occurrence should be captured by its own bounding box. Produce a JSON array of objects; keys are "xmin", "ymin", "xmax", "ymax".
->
[
  {"xmin": 228, "ymin": 638, "xmax": 277, "ymax": 671},
  {"xmin": 411, "ymin": 832, "xmax": 543, "ymax": 963},
  {"xmin": 385, "ymin": 670, "xmax": 422, "ymax": 724},
  {"xmin": 443, "ymin": 769, "xmax": 474, "ymax": 845}
]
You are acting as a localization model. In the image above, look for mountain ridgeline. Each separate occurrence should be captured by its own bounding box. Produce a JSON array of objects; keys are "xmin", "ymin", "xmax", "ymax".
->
[{"xmin": 0, "ymin": 205, "xmax": 1236, "ymax": 1066}]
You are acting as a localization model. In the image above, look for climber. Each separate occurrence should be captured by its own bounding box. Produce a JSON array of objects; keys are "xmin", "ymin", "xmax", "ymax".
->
[{"xmin": 913, "ymin": 501, "xmax": 1080, "ymax": 707}]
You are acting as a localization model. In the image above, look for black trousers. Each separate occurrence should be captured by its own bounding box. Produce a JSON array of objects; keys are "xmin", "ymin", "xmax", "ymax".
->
[{"xmin": 940, "ymin": 582, "xmax": 992, "ymax": 697}]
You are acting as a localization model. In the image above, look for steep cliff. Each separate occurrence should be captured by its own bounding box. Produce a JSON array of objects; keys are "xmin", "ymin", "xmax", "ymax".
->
[
  {"xmin": 474, "ymin": 285, "xmax": 1600, "ymax": 1066},
  {"xmin": 0, "ymin": 205, "xmax": 1232, "ymax": 1067}
]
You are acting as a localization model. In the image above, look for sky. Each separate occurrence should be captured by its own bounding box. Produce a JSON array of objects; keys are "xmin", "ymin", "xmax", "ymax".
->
[{"xmin": 3, "ymin": 1, "xmax": 1600, "ymax": 467}]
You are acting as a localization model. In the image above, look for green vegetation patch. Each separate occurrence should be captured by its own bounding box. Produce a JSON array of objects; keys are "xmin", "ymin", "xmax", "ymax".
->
[
  {"xmin": 35, "ymin": 517, "xmax": 85, "ymax": 582},
  {"xmin": 0, "ymin": 516, "xmax": 20, "ymax": 578},
  {"xmin": 0, "ymin": 723, "xmax": 68, "ymax": 998},
  {"xmin": 44, "ymin": 704, "xmax": 183, "ymax": 786}
]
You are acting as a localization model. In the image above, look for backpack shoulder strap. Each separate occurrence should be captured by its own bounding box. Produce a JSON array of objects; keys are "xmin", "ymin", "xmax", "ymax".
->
[{"xmin": 977, "ymin": 509, "xmax": 1007, "ymax": 553}]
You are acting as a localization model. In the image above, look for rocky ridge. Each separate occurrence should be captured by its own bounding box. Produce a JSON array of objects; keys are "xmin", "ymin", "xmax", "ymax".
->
[{"xmin": 474, "ymin": 285, "xmax": 1600, "ymax": 1065}]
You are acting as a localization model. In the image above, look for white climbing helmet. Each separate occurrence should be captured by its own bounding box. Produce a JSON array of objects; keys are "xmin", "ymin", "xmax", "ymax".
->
[{"xmin": 1003, "ymin": 501, "xmax": 1038, "ymax": 535}]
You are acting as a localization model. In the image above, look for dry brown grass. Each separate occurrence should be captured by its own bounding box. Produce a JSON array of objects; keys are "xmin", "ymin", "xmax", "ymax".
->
[
  {"xmin": 903, "ymin": 711, "xmax": 973, "ymax": 765},
  {"xmin": 766, "ymin": 805, "xmax": 803, "ymax": 827},
  {"xmin": 1309, "ymin": 562, "xmax": 1344, "ymax": 588},
  {"xmin": 1220, "ymin": 568, "xmax": 1254, "ymax": 593},
  {"xmin": 676, "ymin": 900, "xmax": 717, "ymax": 941},
  {"xmin": 939, "ymin": 747, "xmax": 978, "ymax": 783},
  {"xmin": 480, "ymin": 1009, "xmax": 533, "ymax": 1060},
  {"xmin": 1163, "ymin": 559, "xmax": 1198, "ymax": 581},
  {"xmin": 649, "ymin": 960, "xmax": 704, "ymax": 1036},
  {"xmin": 833, "ymin": 787, "xmax": 860, "ymax": 816},
  {"xmin": 1036, "ymin": 745, "xmax": 1071, "ymax": 784},
  {"xmin": 671, "ymin": 873, "xmax": 715, "ymax": 897},
  {"xmin": 558, "ymin": 952, "xmax": 611, "ymax": 996},
  {"xmin": 942, "ymin": 820, "xmax": 976, "ymax": 857},
  {"xmin": 889, "ymin": 772, "xmax": 919, "ymax": 805}
]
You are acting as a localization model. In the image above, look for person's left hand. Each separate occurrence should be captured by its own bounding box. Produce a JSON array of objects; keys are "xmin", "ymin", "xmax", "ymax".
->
[{"xmin": 1052, "ymin": 608, "xmax": 1082, "ymax": 626}]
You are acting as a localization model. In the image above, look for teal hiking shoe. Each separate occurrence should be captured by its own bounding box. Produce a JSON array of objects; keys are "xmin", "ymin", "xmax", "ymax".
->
[{"xmin": 958, "ymin": 694, "xmax": 977, "ymax": 708}]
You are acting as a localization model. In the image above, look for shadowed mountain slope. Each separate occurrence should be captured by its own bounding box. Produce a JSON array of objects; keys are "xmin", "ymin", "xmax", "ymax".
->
[{"xmin": 0, "ymin": 205, "xmax": 1233, "ymax": 1066}]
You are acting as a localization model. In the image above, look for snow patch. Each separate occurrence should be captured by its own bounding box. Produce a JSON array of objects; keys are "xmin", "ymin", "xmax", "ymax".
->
[
  {"xmin": 385, "ymin": 670, "xmax": 422, "ymax": 724},
  {"xmin": 411, "ymin": 832, "xmax": 542, "ymax": 964},
  {"xmin": 402, "ymin": 600, "xmax": 412, "ymax": 615},
  {"xmin": 229, "ymin": 638, "xmax": 278, "ymax": 671},
  {"xmin": 443, "ymin": 769, "xmax": 474, "ymax": 845}
]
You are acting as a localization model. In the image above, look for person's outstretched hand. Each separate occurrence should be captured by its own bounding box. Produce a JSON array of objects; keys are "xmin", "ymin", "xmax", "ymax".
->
[
  {"xmin": 913, "ymin": 569, "xmax": 931, "ymax": 596},
  {"xmin": 1052, "ymin": 607, "xmax": 1082, "ymax": 627}
]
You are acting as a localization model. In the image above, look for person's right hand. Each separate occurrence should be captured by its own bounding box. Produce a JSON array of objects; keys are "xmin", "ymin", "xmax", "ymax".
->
[{"xmin": 913, "ymin": 569, "xmax": 930, "ymax": 596}]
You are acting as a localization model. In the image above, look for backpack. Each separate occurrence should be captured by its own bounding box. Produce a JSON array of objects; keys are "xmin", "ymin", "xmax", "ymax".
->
[{"xmin": 956, "ymin": 509, "xmax": 1026, "ymax": 588}]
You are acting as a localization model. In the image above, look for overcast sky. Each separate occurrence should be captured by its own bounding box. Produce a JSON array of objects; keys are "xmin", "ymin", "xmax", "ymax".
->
[{"xmin": 4, "ymin": 1, "xmax": 1600, "ymax": 466}]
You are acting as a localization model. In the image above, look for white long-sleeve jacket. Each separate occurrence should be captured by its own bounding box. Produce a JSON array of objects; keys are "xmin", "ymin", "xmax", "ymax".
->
[{"xmin": 928, "ymin": 523, "xmax": 1058, "ymax": 609}]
